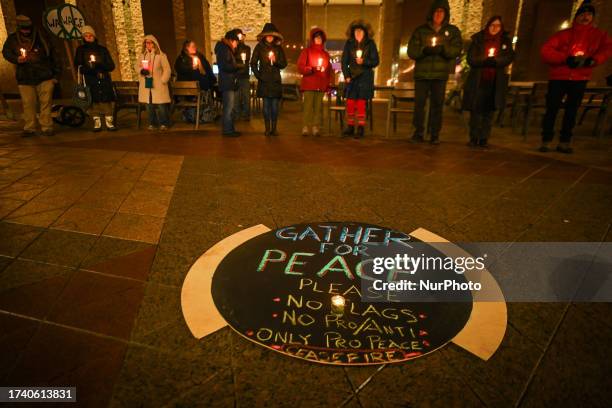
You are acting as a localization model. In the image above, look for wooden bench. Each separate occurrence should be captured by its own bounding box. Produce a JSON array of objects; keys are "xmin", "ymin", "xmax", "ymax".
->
[
  {"xmin": 385, "ymin": 83, "xmax": 415, "ymax": 138},
  {"xmin": 171, "ymin": 80, "xmax": 205, "ymax": 130},
  {"xmin": 113, "ymin": 81, "xmax": 141, "ymax": 128}
]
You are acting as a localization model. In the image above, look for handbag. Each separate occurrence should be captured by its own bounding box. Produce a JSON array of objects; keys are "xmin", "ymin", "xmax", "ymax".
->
[{"xmin": 72, "ymin": 66, "xmax": 92, "ymax": 109}]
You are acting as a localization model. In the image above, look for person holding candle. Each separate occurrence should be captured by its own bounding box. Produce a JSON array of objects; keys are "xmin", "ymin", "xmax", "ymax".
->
[
  {"xmin": 462, "ymin": 16, "xmax": 514, "ymax": 148},
  {"xmin": 539, "ymin": 0, "xmax": 612, "ymax": 153},
  {"xmin": 175, "ymin": 40, "xmax": 217, "ymax": 124},
  {"xmin": 74, "ymin": 26, "xmax": 117, "ymax": 132},
  {"xmin": 251, "ymin": 23, "xmax": 287, "ymax": 136},
  {"xmin": 340, "ymin": 20, "xmax": 379, "ymax": 139},
  {"xmin": 2, "ymin": 15, "xmax": 60, "ymax": 137},
  {"xmin": 136, "ymin": 35, "xmax": 172, "ymax": 131},
  {"xmin": 408, "ymin": 0, "xmax": 462, "ymax": 144},
  {"xmin": 297, "ymin": 27, "xmax": 332, "ymax": 137},
  {"xmin": 215, "ymin": 30, "xmax": 244, "ymax": 137},
  {"xmin": 233, "ymin": 29, "xmax": 252, "ymax": 122}
]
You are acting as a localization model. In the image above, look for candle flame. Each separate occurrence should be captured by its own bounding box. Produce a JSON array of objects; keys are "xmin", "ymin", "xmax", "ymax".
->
[
  {"xmin": 431, "ymin": 37, "xmax": 437, "ymax": 47},
  {"xmin": 488, "ymin": 48, "xmax": 495, "ymax": 57},
  {"xmin": 90, "ymin": 55, "xmax": 96, "ymax": 62},
  {"xmin": 356, "ymin": 50, "xmax": 363, "ymax": 58},
  {"xmin": 19, "ymin": 48, "xmax": 26, "ymax": 57},
  {"xmin": 331, "ymin": 295, "xmax": 345, "ymax": 307}
]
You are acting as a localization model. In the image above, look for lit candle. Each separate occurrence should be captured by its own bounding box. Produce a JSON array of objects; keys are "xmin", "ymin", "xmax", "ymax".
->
[
  {"xmin": 331, "ymin": 295, "xmax": 345, "ymax": 315},
  {"xmin": 19, "ymin": 48, "xmax": 26, "ymax": 57},
  {"xmin": 268, "ymin": 51, "xmax": 274, "ymax": 64},
  {"xmin": 574, "ymin": 50, "xmax": 585, "ymax": 57},
  {"xmin": 431, "ymin": 37, "xmax": 437, "ymax": 47},
  {"xmin": 241, "ymin": 52, "xmax": 247, "ymax": 63},
  {"xmin": 141, "ymin": 59, "xmax": 149, "ymax": 70},
  {"xmin": 89, "ymin": 54, "xmax": 96, "ymax": 63},
  {"xmin": 356, "ymin": 49, "xmax": 363, "ymax": 59},
  {"xmin": 192, "ymin": 56, "xmax": 199, "ymax": 69},
  {"xmin": 488, "ymin": 47, "xmax": 496, "ymax": 57}
]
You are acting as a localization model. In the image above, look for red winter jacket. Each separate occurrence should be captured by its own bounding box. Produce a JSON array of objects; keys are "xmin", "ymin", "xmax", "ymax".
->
[
  {"xmin": 541, "ymin": 22, "xmax": 612, "ymax": 81},
  {"xmin": 297, "ymin": 28, "xmax": 332, "ymax": 92}
]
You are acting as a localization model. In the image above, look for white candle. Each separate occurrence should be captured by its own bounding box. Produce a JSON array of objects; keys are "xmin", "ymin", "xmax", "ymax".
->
[
  {"xmin": 142, "ymin": 59, "xmax": 149, "ymax": 70},
  {"xmin": 241, "ymin": 52, "xmax": 247, "ymax": 63},
  {"xmin": 89, "ymin": 54, "xmax": 96, "ymax": 63},
  {"xmin": 488, "ymin": 47, "xmax": 496, "ymax": 57},
  {"xmin": 19, "ymin": 48, "xmax": 26, "ymax": 57},
  {"xmin": 356, "ymin": 49, "xmax": 363, "ymax": 59},
  {"xmin": 431, "ymin": 37, "xmax": 437, "ymax": 47},
  {"xmin": 331, "ymin": 295, "xmax": 345, "ymax": 315},
  {"xmin": 268, "ymin": 51, "xmax": 274, "ymax": 64},
  {"xmin": 192, "ymin": 56, "xmax": 199, "ymax": 69},
  {"xmin": 318, "ymin": 57, "xmax": 323, "ymax": 67}
]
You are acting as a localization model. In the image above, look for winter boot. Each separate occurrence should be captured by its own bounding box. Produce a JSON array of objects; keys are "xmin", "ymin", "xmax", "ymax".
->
[
  {"xmin": 270, "ymin": 120, "xmax": 278, "ymax": 136},
  {"xmin": 93, "ymin": 116, "xmax": 103, "ymax": 132},
  {"xmin": 355, "ymin": 125, "xmax": 365, "ymax": 139},
  {"xmin": 430, "ymin": 134, "xmax": 440, "ymax": 145},
  {"xmin": 264, "ymin": 119, "xmax": 271, "ymax": 136},
  {"xmin": 556, "ymin": 142, "xmax": 573, "ymax": 154},
  {"xmin": 312, "ymin": 126, "xmax": 321, "ymax": 137},
  {"xmin": 538, "ymin": 142, "xmax": 551, "ymax": 153},
  {"xmin": 342, "ymin": 125, "xmax": 355, "ymax": 137},
  {"xmin": 411, "ymin": 133, "xmax": 424, "ymax": 143},
  {"xmin": 302, "ymin": 126, "xmax": 309, "ymax": 137},
  {"xmin": 105, "ymin": 116, "xmax": 117, "ymax": 131}
]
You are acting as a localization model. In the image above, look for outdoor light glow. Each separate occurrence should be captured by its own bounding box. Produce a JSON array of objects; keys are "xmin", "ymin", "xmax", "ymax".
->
[{"xmin": 331, "ymin": 295, "xmax": 345, "ymax": 315}]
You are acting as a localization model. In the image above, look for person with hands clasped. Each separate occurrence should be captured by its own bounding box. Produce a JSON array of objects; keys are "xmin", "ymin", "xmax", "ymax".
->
[
  {"xmin": 462, "ymin": 16, "xmax": 514, "ymax": 148},
  {"xmin": 539, "ymin": 0, "xmax": 612, "ymax": 153},
  {"xmin": 408, "ymin": 0, "xmax": 462, "ymax": 144},
  {"xmin": 297, "ymin": 27, "xmax": 332, "ymax": 137},
  {"xmin": 74, "ymin": 25, "xmax": 117, "ymax": 132},
  {"xmin": 341, "ymin": 20, "xmax": 379, "ymax": 139},
  {"xmin": 251, "ymin": 23, "xmax": 287, "ymax": 136},
  {"xmin": 2, "ymin": 15, "xmax": 60, "ymax": 137},
  {"xmin": 137, "ymin": 35, "xmax": 172, "ymax": 131},
  {"xmin": 215, "ymin": 29, "xmax": 244, "ymax": 137}
]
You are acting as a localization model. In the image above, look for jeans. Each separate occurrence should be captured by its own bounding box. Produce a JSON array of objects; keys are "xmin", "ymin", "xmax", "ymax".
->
[
  {"xmin": 414, "ymin": 79, "xmax": 447, "ymax": 138},
  {"xmin": 541, "ymin": 80, "xmax": 587, "ymax": 143},
  {"xmin": 147, "ymin": 103, "xmax": 170, "ymax": 127},
  {"xmin": 234, "ymin": 78, "xmax": 251, "ymax": 119},
  {"xmin": 18, "ymin": 79, "xmax": 55, "ymax": 132},
  {"xmin": 222, "ymin": 90, "xmax": 236, "ymax": 134},
  {"xmin": 263, "ymin": 97, "xmax": 280, "ymax": 122},
  {"xmin": 302, "ymin": 91, "xmax": 324, "ymax": 127}
]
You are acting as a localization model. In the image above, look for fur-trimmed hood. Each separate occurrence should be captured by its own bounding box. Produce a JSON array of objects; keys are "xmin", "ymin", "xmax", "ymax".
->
[
  {"xmin": 141, "ymin": 34, "xmax": 162, "ymax": 55},
  {"xmin": 257, "ymin": 22, "xmax": 284, "ymax": 43},
  {"xmin": 346, "ymin": 19, "xmax": 374, "ymax": 40}
]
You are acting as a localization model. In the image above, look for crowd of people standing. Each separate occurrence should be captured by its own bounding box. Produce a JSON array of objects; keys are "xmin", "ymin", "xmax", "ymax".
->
[{"xmin": 1, "ymin": 0, "xmax": 611, "ymax": 153}]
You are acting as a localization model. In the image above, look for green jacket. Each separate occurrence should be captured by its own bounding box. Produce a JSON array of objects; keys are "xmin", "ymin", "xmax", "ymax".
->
[{"xmin": 408, "ymin": 0, "xmax": 462, "ymax": 80}]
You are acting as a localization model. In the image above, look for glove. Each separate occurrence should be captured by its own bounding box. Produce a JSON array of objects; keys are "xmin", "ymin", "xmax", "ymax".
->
[
  {"xmin": 423, "ymin": 46, "xmax": 436, "ymax": 56},
  {"xmin": 566, "ymin": 56, "xmax": 583, "ymax": 68},
  {"xmin": 140, "ymin": 69, "xmax": 150, "ymax": 76},
  {"xmin": 484, "ymin": 57, "xmax": 497, "ymax": 67},
  {"xmin": 584, "ymin": 57, "xmax": 596, "ymax": 67}
]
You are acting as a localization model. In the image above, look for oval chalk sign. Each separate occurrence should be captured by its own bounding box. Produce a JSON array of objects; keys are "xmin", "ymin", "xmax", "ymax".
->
[{"xmin": 211, "ymin": 222, "xmax": 473, "ymax": 365}]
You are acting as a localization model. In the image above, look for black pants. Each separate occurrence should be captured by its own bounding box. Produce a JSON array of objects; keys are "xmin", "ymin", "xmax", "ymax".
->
[
  {"xmin": 414, "ymin": 79, "xmax": 447, "ymax": 138},
  {"xmin": 541, "ymin": 80, "xmax": 587, "ymax": 143},
  {"xmin": 469, "ymin": 82, "xmax": 495, "ymax": 142}
]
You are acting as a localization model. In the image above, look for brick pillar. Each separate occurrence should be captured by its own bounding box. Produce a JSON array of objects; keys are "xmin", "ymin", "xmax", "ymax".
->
[
  {"xmin": 172, "ymin": 0, "xmax": 187, "ymax": 56},
  {"xmin": 377, "ymin": 0, "xmax": 403, "ymax": 86}
]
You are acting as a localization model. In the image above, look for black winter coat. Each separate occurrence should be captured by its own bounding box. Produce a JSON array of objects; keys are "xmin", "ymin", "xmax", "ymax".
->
[
  {"xmin": 215, "ymin": 39, "xmax": 246, "ymax": 92},
  {"xmin": 175, "ymin": 51, "xmax": 216, "ymax": 90},
  {"xmin": 341, "ymin": 38, "xmax": 379, "ymax": 100},
  {"xmin": 235, "ymin": 42, "xmax": 251, "ymax": 79},
  {"xmin": 74, "ymin": 41, "xmax": 115, "ymax": 103},
  {"xmin": 462, "ymin": 31, "xmax": 515, "ymax": 112},
  {"xmin": 251, "ymin": 41, "xmax": 287, "ymax": 98},
  {"xmin": 2, "ymin": 29, "xmax": 59, "ymax": 85}
]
